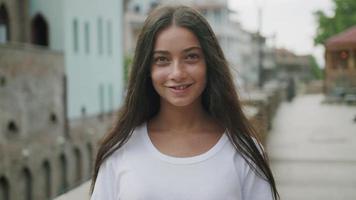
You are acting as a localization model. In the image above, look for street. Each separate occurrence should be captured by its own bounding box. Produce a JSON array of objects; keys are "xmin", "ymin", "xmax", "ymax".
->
[{"xmin": 267, "ymin": 94, "xmax": 356, "ymax": 200}]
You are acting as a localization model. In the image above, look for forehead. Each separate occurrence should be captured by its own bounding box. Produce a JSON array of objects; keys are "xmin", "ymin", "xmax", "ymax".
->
[{"xmin": 153, "ymin": 25, "xmax": 201, "ymax": 52}]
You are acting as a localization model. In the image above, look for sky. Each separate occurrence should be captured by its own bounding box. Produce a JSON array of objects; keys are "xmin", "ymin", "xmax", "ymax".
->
[{"xmin": 228, "ymin": 0, "xmax": 334, "ymax": 67}]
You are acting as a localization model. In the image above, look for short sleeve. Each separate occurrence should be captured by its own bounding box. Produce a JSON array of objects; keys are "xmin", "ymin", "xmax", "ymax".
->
[
  {"xmin": 241, "ymin": 166, "xmax": 273, "ymax": 200},
  {"xmin": 240, "ymin": 139, "xmax": 273, "ymax": 200},
  {"xmin": 91, "ymin": 159, "xmax": 119, "ymax": 200},
  {"xmin": 234, "ymin": 138, "xmax": 273, "ymax": 200}
]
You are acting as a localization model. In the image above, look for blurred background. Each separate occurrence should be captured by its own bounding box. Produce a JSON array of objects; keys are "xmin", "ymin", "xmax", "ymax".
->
[{"xmin": 0, "ymin": 0, "xmax": 355, "ymax": 199}]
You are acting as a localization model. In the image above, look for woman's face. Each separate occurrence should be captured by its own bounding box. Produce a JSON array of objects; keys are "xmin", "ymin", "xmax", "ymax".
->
[{"xmin": 151, "ymin": 25, "xmax": 207, "ymax": 108}]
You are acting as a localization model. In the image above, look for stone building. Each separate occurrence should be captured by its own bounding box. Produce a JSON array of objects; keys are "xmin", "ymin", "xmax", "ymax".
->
[
  {"xmin": 274, "ymin": 48, "xmax": 313, "ymax": 82},
  {"xmin": 324, "ymin": 26, "xmax": 356, "ymax": 95},
  {"xmin": 0, "ymin": 0, "xmax": 125, "ymax": 119},
  {"xmin": 0, "ymin": 0, "xmax": 123, "ymax": 199}
]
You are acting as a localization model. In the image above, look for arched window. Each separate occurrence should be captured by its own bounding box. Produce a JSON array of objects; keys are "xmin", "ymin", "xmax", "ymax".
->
[
  {"xmin": 0, "ymin": 4, "xmax": 10, "ymax": 42},
  {"xmin": 50, "ymin": 113, "xmax": 57, "ymax": 124},
  {"xmin": 58, "ymin": 154, "xmax": 67, "ymax": 195},
  {"xmin": 31, "ymin": 14, "xmax": 49, "ymax": 46},
  {"xmin": 0, "ymin": 176, "xmax": 9, "ymax": 200},
  {"xmin": 20, "ymin": 168, "xmax": 32, "ymax": 200},
  {"xmin": 74, "ymin": 148, "xmax": 82, "ymax": 184},
  {"xmin": 87, "ymin": 143, "xmax": 93, "ymax": 176},
  {"xmin": 7, "ymin": 120, "xmax": 19, "ymax": 134},
  {"xmin": 42, "ymin": 161, "xmax": 51, "ymax": 199}
]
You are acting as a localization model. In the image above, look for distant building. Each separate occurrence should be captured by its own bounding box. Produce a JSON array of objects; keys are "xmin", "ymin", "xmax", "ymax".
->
[
  {"xmin": 0, "ymin": 0, "xmax": 125, "ymax": 119},
  {"xmin": 324, "ymin": 26, "xmax": 356, "ymax": 95},
  {"xmin": 274, "ymin": 48, "xmax": 312, "ymax": 82},
  {"xmin": 124, "ymin": 0, "xmax": 270, "ymax": 90},
  {"xmin": 124, "ymin": 0, "xmax": 159, "ymax": 55},
  {"xmin": 0, "ymin": 0, "xmax": 124, "ymax": 199}
]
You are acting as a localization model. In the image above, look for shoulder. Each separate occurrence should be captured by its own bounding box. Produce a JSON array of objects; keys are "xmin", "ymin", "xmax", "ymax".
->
[
  {"xmin": 105, "ymin": 123, "xmax": 146, "ymax": 166},
  {"xmin": 228, "ymin": 136, "xmax": 266, "ymax": 177},
  {"xmin": 228, "ymin": 137, "xmax": 273, "ymax": 199}
]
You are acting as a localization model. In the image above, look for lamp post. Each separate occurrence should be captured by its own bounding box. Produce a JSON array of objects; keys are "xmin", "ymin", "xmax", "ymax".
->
[
  {"xmin": 257, "ymin": 6, "xmax": 264, "ymax": 88},
  {"xmin": 254, "ymin": 0, "xmax": 265, "ymax": 88}
]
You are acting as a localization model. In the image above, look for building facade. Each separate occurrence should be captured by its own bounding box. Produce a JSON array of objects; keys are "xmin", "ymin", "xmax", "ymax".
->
[
  {"xmin": 124, "ymin": 0, "xmax": 272, "ymax": 90},
  {"xmin": 0, "ymin": 0, "xmax": 124, "ymax": 199},
  {"xmin": 324, "ymin": 26, "xmax": 356, "ymax": 95},
  {"xmin": 27, "ymin": 0, "xmax": 124, "ymax": 119}
]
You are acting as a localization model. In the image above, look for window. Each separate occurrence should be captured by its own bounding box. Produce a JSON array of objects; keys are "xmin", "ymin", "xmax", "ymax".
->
[
  {"xmin": 31, "ymin": 14, "xmax": 49, "ymax": 47},
  {"xmin": 0, "ymin": 75, "xmax": 5, "ymax": 87},
  {"xmin": 134, "ymin": 5, "xmax": 140, "ymax": 13},
  {"xmin": 0, "ymin": 176, "xmax": 9, "ymax": 200},
  {"xmin": 74, "ymin": 148, "xmax": 82, "ymax": 184},
  {"xmin": 58, "ymin": 154, "xmax": 67, "ymax": 194},
  {"xmin": 7, "ymin": 120, "xmax": 18, "ymax": 133},
  {"xmin": 50, "ymin": 113, "xmax": 57, "ymax": 124},
  {"xmin": 73, "ymin": 19, "xmax": 79, "ymax": 52},
  {"xmin": 84, "ymin": 22, "xmax": 90, "ymax": 54},
  {"xmin": 81, "ymin": 106, "xmax": 86, "ymax": 116},
  {"xmin": 97, "ymin": 18, "xmax": 103, "ymax": 55},
  {"xmin": 108, "ymin": 84, "xmax": 113, "ymax": 112},
  {"xmin": 21, "ymin": 168, "xmax": 32, "ymax": 200},
  {"xmin": 42, "ymin": 161, "xmax": 51, "ymax": 199},
  {"xmin": 99, "ymin": 84, "xmax": 104, "ymax": 116},
  {"xmin": 87, "ymin": 143, "xmax": 93, "ymax": 176},
  {"xmin": 107, "ymin": 21, "xmax": 112, "ymax": 55},
  {"xmin": 0, "ymin": 4, "xmax": 10, "ymax": 42}
]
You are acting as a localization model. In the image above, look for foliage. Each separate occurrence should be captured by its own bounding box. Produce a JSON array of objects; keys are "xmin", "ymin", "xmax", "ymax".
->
[
  {"xmin": 124, "ymin": 55, "xmax": 133, "ymax": 87},
  {"xmin": 309, "ymin": 56, "xmax": 323, "ymax": 80},
  {"xmin": 314, "ymin": 0, "xmax": 356, "ymax": 45}
]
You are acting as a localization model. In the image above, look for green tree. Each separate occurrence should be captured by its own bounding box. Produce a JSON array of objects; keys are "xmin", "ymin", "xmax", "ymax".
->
[
  {"xmin": 309, "ymin": 56, "xmax": 323, "ymax": 80},
  {"xmin": 314, "ymin": 0, "xmax": 356, "ymax": 45},
  {"xmin": 124, "ymin": 55, "xmax": 133, "ymax": 88}
]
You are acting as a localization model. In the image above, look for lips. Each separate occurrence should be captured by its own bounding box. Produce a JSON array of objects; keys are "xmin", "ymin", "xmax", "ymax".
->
[
  {"xmin": 167, "ymin": 84, "xmax": 193, "ymax": 93},
  {"xmin": 169, "ymin": 84, "xmax": 191, "ymax": 90}
]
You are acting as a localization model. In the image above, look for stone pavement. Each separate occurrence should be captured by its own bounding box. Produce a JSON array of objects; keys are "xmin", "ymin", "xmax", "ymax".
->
[{"xmin": 266, "ymin": 94, "xmax": 356, "ymax": 200}]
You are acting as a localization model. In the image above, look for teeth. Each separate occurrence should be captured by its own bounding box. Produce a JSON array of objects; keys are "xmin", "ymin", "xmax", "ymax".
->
[{"xmin": 173, "ymin": 85, "xmax": 189, "ymax": 90}]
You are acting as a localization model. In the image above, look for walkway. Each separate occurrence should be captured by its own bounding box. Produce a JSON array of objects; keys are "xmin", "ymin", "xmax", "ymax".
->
[{"xmin": 266, "ymin": 94, "xmax": 356, "ymax": 200}]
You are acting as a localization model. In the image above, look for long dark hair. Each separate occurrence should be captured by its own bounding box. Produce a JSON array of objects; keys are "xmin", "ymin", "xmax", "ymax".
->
[{"xmin": 91, "ymin": 5, "xmax": 279, "ymax": 199}]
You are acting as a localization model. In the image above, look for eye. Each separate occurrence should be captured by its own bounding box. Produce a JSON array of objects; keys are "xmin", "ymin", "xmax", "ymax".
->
[
  {"xmin": 185, "ymin": 53, "xmax": 200, "ymax": 62},
  {"xmin": 153, "ymin": 56, "xmax": 170, "ymax": 65}
]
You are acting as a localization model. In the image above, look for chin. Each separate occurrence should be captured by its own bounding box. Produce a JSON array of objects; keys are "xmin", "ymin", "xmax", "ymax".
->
[
  {"xmin": 164, "ymin": 97, "xmax": 200, "ymax": 108},
  {"xmin": 168, "ymin": 100, "xmax": 192, "ymax": 107}
]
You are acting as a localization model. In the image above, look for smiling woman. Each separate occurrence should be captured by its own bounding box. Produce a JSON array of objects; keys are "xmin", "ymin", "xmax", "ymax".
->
[
  {"xmin": 151, "ymin": 26, "xmax": 207, "ymax": 107},
  {"xmin": 90, "ymin": 5, "xmax": 279, "ymax": 200}
]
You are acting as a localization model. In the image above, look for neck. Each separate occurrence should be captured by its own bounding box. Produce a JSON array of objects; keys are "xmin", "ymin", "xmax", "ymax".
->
[{"xmin": 151, "ymin": 99, "xmax": 211, "ymax": 131}]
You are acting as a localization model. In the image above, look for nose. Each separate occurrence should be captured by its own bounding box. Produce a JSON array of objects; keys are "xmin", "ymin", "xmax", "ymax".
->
[{"xmin": 169, "ymin": 60, "xmax": 186, "ymax": 81}]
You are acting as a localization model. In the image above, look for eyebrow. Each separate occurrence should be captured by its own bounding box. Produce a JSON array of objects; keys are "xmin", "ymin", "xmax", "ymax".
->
[{"xmin": 153, "ymin": 46, "xmax": 202, "ymax": 55}]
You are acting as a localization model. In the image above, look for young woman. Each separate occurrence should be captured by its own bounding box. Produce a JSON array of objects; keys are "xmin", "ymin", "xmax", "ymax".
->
[{"xmin": 91, "ymin": 5, "xmax": 279, "ymax": 200}]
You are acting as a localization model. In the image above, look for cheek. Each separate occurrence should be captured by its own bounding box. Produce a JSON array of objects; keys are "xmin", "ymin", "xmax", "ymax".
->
[
  {"xmin": 151, "ymin": 68, "xmax": 167, "ymax": 86},
  {"xmin": 196, "ymin": 64, "xmax": 207, "ymax": 87}
]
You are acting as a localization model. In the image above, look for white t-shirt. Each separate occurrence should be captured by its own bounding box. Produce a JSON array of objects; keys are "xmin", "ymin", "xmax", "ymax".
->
[{"xmin": 91, "ymin": 123, "xmax": 273, "ymax": 200}]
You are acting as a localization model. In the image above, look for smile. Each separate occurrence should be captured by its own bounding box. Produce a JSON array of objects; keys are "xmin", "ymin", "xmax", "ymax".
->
[{"xmin": 167, "ymin": 84, "xmax": 193, "ymax": 91}]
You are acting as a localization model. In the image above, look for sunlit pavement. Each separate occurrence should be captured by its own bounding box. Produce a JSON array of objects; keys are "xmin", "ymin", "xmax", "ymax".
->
[{"xmin": 266, "ymin": 94, "xmax": 356, "ymax": 200}]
